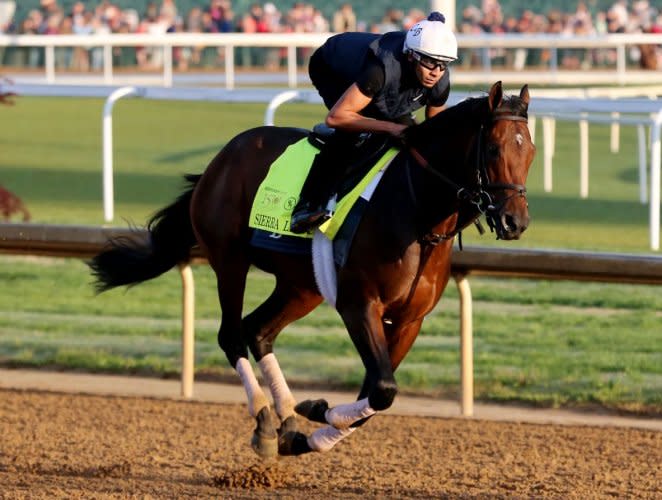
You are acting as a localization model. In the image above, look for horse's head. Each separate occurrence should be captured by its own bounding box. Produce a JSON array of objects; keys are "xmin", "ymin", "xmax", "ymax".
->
[
  {"xmin": 405, "ymin": 81, "xmax": 535, "ymax": 240},
  {"xmin": 476, "ymin": 81, "xmax": 536, "ymax": 240}
]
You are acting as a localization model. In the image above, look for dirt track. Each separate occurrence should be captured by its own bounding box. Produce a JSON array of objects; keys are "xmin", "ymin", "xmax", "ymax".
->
[{"xmin": 1, "ymin": 388, "xmax": 660, "ymax": 499}]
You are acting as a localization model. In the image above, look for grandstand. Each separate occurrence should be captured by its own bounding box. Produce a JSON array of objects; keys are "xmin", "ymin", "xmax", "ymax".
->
[{"xmin": 11, "ymin": 0, "xmax": 641, "ymax": 29}]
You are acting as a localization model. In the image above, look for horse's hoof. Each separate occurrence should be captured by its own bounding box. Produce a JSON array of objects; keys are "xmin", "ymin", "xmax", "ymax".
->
[
  {"xmin": 251, "ymin": 406, "xmax": 279, "ymax": 460},
  {"xmin": 278, "ymin": 431, "xmax": 313, "ymax": 456},
  {"xmin": 279, "ymin": 415, "xmax": 298, "ymax": 436},
  {"xmin": 294, "ymin": 399, "xmax": 329, "ymax": 424}
]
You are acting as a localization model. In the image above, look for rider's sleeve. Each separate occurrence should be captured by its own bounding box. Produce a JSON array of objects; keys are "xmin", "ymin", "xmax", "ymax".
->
[{"xmin": 355, "ymin": 58, "xmax": 385, "ymax": 98}]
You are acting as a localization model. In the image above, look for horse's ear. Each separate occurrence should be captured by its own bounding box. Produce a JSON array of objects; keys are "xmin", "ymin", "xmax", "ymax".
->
[
  {"xmin": 488, "ymin": 81, "xmax": 503, "ymax": 111},
  {"xmin": 519, "ymin": 84, "xmax": 530, "ymax": 107}
]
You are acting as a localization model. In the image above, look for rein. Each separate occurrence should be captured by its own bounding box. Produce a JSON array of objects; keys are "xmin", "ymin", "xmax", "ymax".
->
[{"xmin": 408, "ymin": 109, "xmax": 529, "ymax": 238}]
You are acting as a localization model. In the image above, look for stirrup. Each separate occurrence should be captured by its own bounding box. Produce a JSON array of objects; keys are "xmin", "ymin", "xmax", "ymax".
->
[{"xmin": 290, "ymin": 205, "xmax": 332, "ymax": 234}]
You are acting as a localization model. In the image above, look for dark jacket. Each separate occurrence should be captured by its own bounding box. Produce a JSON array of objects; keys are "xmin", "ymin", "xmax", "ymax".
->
[{"xmin": 312, "ymin": 31, "xmax": 450, "ymax": 121}]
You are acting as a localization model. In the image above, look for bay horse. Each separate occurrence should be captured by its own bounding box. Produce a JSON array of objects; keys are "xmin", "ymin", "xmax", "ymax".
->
[
  {"xmin": 90, "ymin": 81, "xmax": 535, "ymax": 458},
  {"xmin": 0, "ymin": 185, "xmax": 31, "ymax": 222}
]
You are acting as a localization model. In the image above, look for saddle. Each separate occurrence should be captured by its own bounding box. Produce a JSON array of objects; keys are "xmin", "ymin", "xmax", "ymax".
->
[
  {"xmin": 248, "ymin": 127, "xmax": 399, "ymax": 264},
  {"xmin": 307, "ymin": 124, "xmax": 395, "ymax": 200}
]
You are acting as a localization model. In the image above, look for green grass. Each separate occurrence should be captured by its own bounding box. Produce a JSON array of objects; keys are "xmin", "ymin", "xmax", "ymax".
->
[{"xmin": 1, "ymin": 96, "xmax": 660, "ymax": 414}]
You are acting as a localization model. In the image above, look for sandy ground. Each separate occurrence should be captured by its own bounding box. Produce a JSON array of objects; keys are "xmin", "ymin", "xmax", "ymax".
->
[{"xmin": 1, "ymin": 382, "xmax": 660, "ymax": 498}]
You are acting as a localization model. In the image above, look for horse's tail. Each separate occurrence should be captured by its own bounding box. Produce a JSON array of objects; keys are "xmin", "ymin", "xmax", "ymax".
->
[{"xmin": 89, "ymin": 174, "xmax": 201, "ymax": 293}]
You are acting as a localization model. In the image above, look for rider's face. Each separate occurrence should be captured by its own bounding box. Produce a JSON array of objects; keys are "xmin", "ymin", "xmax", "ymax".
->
[
  {"xmin": 415, "ymin": 63, "xmax": 444, "ymax": 88},
  {"xmin": 410, "ymin": 52, "xmax": 447, "ymax": 88}
]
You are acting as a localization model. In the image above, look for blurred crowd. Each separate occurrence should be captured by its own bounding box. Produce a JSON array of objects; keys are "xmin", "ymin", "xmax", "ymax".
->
[{"xmin": 0, "ymin": 0, "xmax": 660, "ymax": 70}]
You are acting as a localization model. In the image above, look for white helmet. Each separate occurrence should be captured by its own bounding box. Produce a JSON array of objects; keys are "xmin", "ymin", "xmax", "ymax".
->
[{"xmin": 403, "ymin": 12, "xmax": 458, "ymax": 62}]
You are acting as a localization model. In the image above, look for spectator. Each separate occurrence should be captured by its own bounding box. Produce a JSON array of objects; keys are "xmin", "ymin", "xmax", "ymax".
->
[
  {"xmin": 371, "ymin": 8, "xmax": 403, "ymax": 34},
  {"xmin": 332, "ymin": 3, "xmax": 356, "ymax": 33},
  {"xmin": 160, "ymin": 0, "xmax": 177, "ymax": 27},
  {"xmin": 89, "ymin": 12, "xmax": 110, "ymax": 70},
  {"xmin": 72, "ymin": 8, "xmax": 92, "ymax": 71},
  {"xmin": 458, "ymin": 5, "xmax": 483, "ymax": 68},
  {"xmin": 238, "ymin": 3, "xmax": 270, "ymax": 68},
  {"xmin": 402, "ymin": 9, "xmax": 425, "ymax": 30},
  {"xmin": 0, "ymin": 0, "xmax": 16, "ymax": 65}
]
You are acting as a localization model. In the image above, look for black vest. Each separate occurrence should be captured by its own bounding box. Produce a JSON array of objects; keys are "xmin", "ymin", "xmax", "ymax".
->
[{"xmin": 318, "ymin": 31, "xmax": 450, "ymax": 121}]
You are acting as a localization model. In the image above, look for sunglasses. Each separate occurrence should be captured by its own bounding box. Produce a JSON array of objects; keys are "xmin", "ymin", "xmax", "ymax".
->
[{"xmin": 411, "ymin": 52, "xmax": 450, "ymax": 71}]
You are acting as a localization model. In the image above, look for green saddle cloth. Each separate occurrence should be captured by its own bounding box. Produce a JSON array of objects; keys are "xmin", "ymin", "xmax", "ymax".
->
[{"xmin": 248, "ymin": 137, "xmax": 398, "ymax": 240}]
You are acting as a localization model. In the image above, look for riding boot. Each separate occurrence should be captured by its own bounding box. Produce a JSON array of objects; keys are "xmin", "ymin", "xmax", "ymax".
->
[{"xmin": 290, "ymin": 136, "xmax": 350, "ymax": 234}]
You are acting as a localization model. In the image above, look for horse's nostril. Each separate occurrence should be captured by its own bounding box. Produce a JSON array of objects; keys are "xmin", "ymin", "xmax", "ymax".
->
[{"xmin": 502, "ymin": 213, "xmax": 517, "ymax": 232}]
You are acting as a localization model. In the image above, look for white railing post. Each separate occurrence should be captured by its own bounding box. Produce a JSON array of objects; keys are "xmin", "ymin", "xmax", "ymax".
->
[
  {"xmin": 179, "ymin": 262, "xmax": 195, "ymax": 399},
  {"xmin": 616, "ymin": 44, "xmax": 626, "ymax": 85},
  {"xmin": 45, "ymin": 45, "xmax": 55, "ymax": 83},
  {"xmin": 163, "ymin": 44, "xmax": 173, "ymax": 87},
  {"xmin": 103, "ymin": 44, "xmax": 113, "ymax": 85},
  {"xmin": 102, "ymin": 86, "xmax": 144, "ymax": 222},
  {"xmin": 579, "ymin": 116, "xmax": 589, "ymax": 198},
  {"xmin": 455, "ymin": 274, "xmax": 474, "ymax": 417},
  {"xmin": 527, "ymin": 116, "xmax": 536, "ymax": 145},
  {"xmin": 287, "ymin": 45, "xmax": 297, "ymax": 88},
  {"xmin": 638, "ymin": 125, "xmax": 648, "ymax": 204},
  {"xmin": 542, "ymin": 117, "xmax": 554, "ymax": 192},
  {"xmin": 610, "ymin": 112, "xmax": 620, "ymax": 153},
  {"xmin": 224, "ymin": 45, "xmax": 234, "ymax": 90},
  {"xmin": 650, "ymin": 115, "xmax": 661, "ymax": 251}
]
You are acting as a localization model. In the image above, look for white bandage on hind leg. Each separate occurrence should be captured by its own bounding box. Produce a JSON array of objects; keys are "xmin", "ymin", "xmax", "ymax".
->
[
  {"xmin": 258, "ymin": 353, "xmax": 297, "ymax": 419},
  {"xmin": 307, "ymin": 425, "xmax": 356, "ymax": 453},
  {"xmin": 235, "ymin": 357, "xmax": 269, "ymax": 417},
  {"xmin": 324, "ymin": 398, "xmax": 376, "ymax": 429}
]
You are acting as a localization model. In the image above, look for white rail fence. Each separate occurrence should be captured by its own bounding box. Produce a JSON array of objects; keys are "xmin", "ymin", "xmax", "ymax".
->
[{"xmin": 2, "ymin": 32, "xmax": 662, "ymax": 87}]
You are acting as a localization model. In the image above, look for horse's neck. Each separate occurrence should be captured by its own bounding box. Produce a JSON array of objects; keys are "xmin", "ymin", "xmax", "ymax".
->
[{"xmin": 371, "ymin": 152, "xmax": 464, "ymax": 240}]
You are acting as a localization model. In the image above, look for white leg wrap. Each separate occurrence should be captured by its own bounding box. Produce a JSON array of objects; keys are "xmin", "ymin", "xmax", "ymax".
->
[
  {"xmin": 307, "ymin": 425, "xmax": 356, "ymax": 453},
  {"xmin": 235, "ymin": 357, "xmax": 269, "ymax": 418},
  {"xmin": 258, "ymin": 353, "xmax": 297, "ymax": 419},
  {"xmin": 324, "ymin": 398, "xmax": 376, "ymax": 429}
]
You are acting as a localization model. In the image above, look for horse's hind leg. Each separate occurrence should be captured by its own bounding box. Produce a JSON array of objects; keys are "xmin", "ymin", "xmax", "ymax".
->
[
  {"xmin": 243, "ymin": 280, "xmax": 322, "ymax": 452},
  {"xmin": 210, "ymin": 254, "xmax": 279, "ymax": 459}
]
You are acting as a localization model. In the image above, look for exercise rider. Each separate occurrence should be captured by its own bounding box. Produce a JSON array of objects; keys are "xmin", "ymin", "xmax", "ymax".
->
[{"xmin": 289, "ymin": 11, "xmax": 458, "ymax": 234}]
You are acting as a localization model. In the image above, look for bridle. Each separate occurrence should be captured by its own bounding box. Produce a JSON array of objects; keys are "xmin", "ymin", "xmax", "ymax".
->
[
  {"xmin": 400, "ymin": 104, "xmax": 530, "ymax": 312},
  {"xmin": 408, "ymin": 106, "xmax": 529, "ymax": 236}
]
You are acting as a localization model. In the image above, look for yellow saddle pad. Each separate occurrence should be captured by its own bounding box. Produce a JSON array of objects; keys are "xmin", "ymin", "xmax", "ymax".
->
[{"xmin": 248, "ymin": 137, "xmax": 398, "ymax": 240}]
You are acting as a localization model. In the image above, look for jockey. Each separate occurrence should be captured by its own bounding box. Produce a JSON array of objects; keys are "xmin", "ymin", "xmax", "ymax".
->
[{"xmin": 289, "ymin": 11, "xmax": 458, "ymax": 234}]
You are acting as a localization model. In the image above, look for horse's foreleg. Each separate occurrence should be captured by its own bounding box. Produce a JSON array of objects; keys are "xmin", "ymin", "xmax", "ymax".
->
[
  {"xmin": 291, "ymin": 301, "xmax": 395, "ymax": 453},
  {"xmin": 295, "ymin": 397, "xmax": 376, "ymax": 428},
  {"xmin": 294, "ymin": 315, "xmax": 426, "ymax": 453}
]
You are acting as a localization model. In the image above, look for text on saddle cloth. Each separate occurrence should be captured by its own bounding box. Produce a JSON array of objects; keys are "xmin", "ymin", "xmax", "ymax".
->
[{"xmin": 248, "ymin": 137, "xmax": 398, "ymax": 240}]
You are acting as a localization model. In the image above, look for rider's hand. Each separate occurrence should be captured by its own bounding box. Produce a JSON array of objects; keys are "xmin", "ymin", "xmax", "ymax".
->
[{"xmin": 389, "ymin": 123, "xmax": 408, "ymax": 138}]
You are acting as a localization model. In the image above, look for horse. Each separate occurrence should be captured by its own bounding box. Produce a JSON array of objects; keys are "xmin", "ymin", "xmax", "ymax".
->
[
  {"xmin": 0, "ymin": 76, "xmax": 17, "ymax": 106},
  {"xmin": 0, "ymin": 185, "xmax": 31, "ymax": 222},
  {"xmin": 89, "ymin": 81, "xmax": 536, "ymax": 458}
]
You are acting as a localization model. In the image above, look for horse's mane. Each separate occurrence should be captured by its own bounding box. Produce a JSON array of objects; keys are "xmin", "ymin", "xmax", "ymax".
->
[{"xmin": 407, "ymin": 92, "xmax": 528, "ymax": 145}]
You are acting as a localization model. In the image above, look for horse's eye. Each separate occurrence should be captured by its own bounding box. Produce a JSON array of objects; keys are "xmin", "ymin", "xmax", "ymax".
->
[{"xmin": 487, "ymin": 144, "xmax": 500, "ymax": 158}]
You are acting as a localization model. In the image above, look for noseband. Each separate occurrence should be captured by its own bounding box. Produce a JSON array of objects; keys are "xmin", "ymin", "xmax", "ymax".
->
[{"xmin": 409, "ymin": 108, "xmax": 528, "ymax": 235}]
